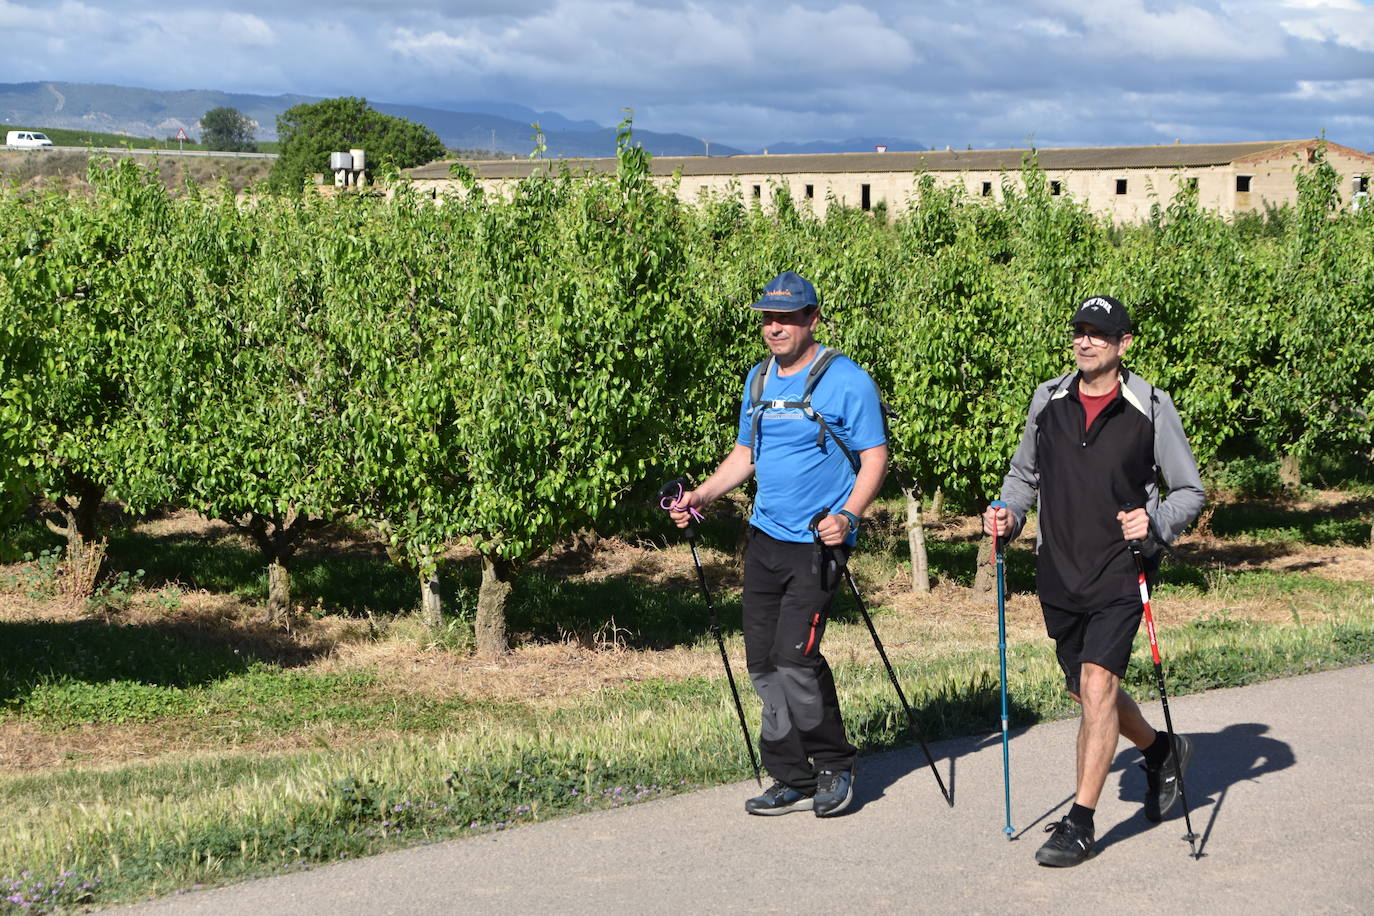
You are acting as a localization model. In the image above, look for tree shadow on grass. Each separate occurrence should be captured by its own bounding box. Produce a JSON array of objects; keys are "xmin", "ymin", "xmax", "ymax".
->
[
  {"xmin": 0, "ymin": 616, "xmax": 327, "ymax": 706},
  {"xmin": 109, "ymin": 529, "xmax": 430, "ymax": 617},
  {"xmin": 508, "ymin": 568, "xmax": 744, "ymax": 650},
  {"xmin": 1207, "ymin": 498, "xmax": 1374, "ymax": 545}
]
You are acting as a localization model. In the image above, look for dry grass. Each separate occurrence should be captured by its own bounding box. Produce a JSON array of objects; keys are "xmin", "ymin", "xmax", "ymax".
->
[
  {"xmin": 0, "ymin": 150, "xmax": 272, "ymax": 196},
  {"xmin": 3, "ymin": 495, "xmax": 1371, "ymax": 774}
]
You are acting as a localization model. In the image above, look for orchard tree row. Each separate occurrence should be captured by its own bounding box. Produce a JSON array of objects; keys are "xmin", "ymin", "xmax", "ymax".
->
[{"xmin": 1, "ymin": 137, "xmax": 1370, "ymax": 655}]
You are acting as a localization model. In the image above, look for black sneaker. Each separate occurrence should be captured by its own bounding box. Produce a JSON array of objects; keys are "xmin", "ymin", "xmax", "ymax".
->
[
  {"xmin": 812, "ymin": 768, "xmax": 855, "ymax": 818},
  {"xmin": 1143, "ymin": 733, "xmax": 1194, "ymax": 822},
  {"xmin": 745, "ymin": 781, "xmax": 814, "ymax": 816},
  {"xmin": 1035, "ymin": 816, "xmax": 1096, "ymax": 867}
]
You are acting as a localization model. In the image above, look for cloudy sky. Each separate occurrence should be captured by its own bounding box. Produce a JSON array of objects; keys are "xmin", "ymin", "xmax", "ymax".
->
[{"xmin": 2, "ymin": 0, "xmax": 1372, "ymax": 151}]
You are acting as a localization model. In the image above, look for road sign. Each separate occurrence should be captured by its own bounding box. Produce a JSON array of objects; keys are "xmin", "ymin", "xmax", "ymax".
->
[{"xmin": 175, "ymin": 128, "xmax": 189, "ymax": 141}]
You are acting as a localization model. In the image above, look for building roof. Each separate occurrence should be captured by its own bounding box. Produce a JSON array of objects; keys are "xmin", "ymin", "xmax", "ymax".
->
[{"xmin": 407, "ymin": 139, "xmax": 1373, "ymax": 181}]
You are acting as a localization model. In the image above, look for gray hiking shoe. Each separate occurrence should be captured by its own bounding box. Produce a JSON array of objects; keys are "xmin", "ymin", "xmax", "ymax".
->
[
  {"xmin": 813, "ymin": 768, "xmax": 855, "ymax": 818},
  {"xmin": 745, "ymin": 781, "xmax": 814, "ymax": 816},
  {"xmin": 1035, "ymin": 816, "xmax": 1096, "ymax": 867},
  {"xmin": 1143, "ymin": 733, "xmax": 1194, "ymax": 822}
]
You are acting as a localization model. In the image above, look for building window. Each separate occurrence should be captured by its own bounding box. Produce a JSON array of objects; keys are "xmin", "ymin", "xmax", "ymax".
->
[
  {"xmin": 1236, "ymin": 175, "xmax": 1251, "ymax": 193},
  {"xmin": 861, "ymin": 184, "xmax": 871, "ymax": 210},
  {"xmin": 1115, "ymin": 179, "xmax": 1128, "ymax": 195},
  {"xmin": 1050, "ymin": 180, "xmax": 1062, "ymax": 196},
  {"xmin": 805, "ymin": 184, "xmax": 815, "ymax": 199},
  {"xmin": 981, "ymin": 181, "xmax": 992, "ymax": 197},
  {"xmin": 752, "ymin": 184, "xmax": 761, "ymax": 198}
]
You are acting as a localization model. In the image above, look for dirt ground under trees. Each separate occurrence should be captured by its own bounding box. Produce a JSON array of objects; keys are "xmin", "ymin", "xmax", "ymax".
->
[{"xmin": 2, "ymin": 492, "xmax": 1370, "ymax": 773}]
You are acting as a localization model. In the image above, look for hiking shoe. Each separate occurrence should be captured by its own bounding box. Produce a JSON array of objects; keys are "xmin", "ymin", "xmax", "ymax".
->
[
  {"xmin": 1035, "ymin": 816, "xmax": 1096, "ymax": 867},
  {"xmin": 745, "ymin": 781, "xmax": 814, "ymax": 816},
  {"xmin": 1143, "ymin": 733, "xmax": 1194, "ymax": 822},
  {"xmin": 813, "ymin": 769, "xmax": 855, "ymax": 818}
]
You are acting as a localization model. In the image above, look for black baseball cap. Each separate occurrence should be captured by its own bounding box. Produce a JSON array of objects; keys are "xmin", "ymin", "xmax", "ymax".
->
[{"xmin": 1068, "ymin": 295, "xmax": 1132, "ymax": 336}]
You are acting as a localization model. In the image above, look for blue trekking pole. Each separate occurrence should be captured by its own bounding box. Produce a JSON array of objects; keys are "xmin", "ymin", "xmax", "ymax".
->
[{"xmin": 990, "ymin": 500, "xmax": 1015, "ymax": 838}]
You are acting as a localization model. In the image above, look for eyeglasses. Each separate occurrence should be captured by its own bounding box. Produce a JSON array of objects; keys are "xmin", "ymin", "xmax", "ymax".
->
[{"xmin": 1069, "ymin": 328, "xmax": 1122, "ymax": 347}]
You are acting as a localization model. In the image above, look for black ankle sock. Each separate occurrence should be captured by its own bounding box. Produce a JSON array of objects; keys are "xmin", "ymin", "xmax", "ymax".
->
[
  {"xmin": 1143, "ymin": 730, "xmax": 1170, "ymax": 768},
  {"xmin": 1067, "ymin": 803, "xmax": 1095, "ymax": 830}
]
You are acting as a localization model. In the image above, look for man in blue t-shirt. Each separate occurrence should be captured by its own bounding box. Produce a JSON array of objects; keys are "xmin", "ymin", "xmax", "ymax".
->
[{"xmin": 669, "ymin": 271, "xmax": 888, "ymax": 818}]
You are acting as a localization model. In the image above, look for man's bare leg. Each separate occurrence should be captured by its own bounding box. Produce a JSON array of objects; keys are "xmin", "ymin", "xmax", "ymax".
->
[{"xmin": 1072, "ymin": 663, "xmax": 1156, "ymax": 807}]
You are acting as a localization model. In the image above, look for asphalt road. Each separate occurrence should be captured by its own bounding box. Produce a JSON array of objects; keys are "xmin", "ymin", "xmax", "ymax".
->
[{"xmin": 108, "ymin": 664, "xmax": 1374, "ymax": 915}]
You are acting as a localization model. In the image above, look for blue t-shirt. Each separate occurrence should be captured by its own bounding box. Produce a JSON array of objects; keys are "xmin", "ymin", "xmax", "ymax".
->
[{"xmin": 736, "ymin": 348, "xmax": 887, "ymax": 544}]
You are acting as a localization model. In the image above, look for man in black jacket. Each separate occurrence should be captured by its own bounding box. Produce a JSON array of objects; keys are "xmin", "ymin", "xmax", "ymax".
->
[{"xmin": 983, "ymin": 295, "xmax": 1204, "ymax": 867}]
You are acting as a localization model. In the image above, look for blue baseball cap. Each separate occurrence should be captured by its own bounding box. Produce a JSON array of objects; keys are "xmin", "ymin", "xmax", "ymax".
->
[{"xmin": 750, "ymin": 271, "xmax": 819, "ymax": 312}]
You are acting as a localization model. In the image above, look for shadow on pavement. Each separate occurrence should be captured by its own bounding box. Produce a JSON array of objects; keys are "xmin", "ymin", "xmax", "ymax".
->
[
  {"xmin": 848, "ymin": 731, "xmax": 985, "ymax": 815},
  {"xmin": 1100, "ymin": 722, "xmax": 1296, "ymax": 857}
]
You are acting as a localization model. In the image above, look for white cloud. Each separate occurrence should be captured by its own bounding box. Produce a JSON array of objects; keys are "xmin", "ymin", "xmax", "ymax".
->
[
  {"xmin": 1039, "ymin": 0, "xmax": 1281, "ymax": 60},
  {"xmin": 388, "ymin": 1, "xmax": 914, "ymax": 89},
  {"xmin": 1280, "ymin": 2, "xmax": 1374, "ymax": 51},
  {"xmin": 2, "ymin": 0, "xmax": 1373, "ymax": 153},
  {"xmin": 1290, "ymin": 77, "xmax": 1374, "ymax": 101}
]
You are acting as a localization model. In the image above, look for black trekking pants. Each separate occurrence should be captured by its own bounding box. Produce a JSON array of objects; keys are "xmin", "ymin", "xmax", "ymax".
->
[{"xmin": 742, "ymin": 528, "xmax": 858, "ymax": 792}]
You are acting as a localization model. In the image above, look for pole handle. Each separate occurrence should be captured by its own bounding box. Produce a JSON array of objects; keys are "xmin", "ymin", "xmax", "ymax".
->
[
  {"xmin": 989, "ymin": 499, "xmax": 1007, "ymax": 557},
  {"xmin": 1120, "ymin": 500, "xmax": 1143, "ymax": 552},
  {"xmin": 658, "ymin": 477, "xmax": 702, "ymax": 539}
]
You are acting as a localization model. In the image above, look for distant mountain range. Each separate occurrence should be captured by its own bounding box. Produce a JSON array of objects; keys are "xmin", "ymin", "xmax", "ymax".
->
[{"xmin": 0, "ymin": 81, "xmax": 927, "ymax": 158}]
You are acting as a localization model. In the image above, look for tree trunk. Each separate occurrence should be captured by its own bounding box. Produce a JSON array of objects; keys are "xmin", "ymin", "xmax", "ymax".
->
[
  {"xmin": 903, "ymin": 486, "xmax": 930, "ymax": 594},
  {"xmin": 476, "ymin": 553, "xmax": 512, "ymax": 657},
  {"xmin": 229, "ymin": 510, "xmax": 321, "ymax": 625},
  {"xmin": 1279, "ymin": 453, "xmax": 1301, "ymax": 490},
  {"xmin": 929, "ymin": 487, "xmax": 944, "ymax": 522},
  {"xmin": 45, "ymin": 478, "xmax": 106, "ymax": 580},
  {"xmin": 266, "ymin": 557, "xmax": 291, "ymax": 623},
  {"xmin": 71, "ymin": 479, "xmax": 104, "ymax": 542},
  {"xmin": 421, "ymin": 569, "xmax": 442, "ymax": 629},
  {"xmin": 973, "ymin": 537, "xmax": 995, "ymax": 596}
]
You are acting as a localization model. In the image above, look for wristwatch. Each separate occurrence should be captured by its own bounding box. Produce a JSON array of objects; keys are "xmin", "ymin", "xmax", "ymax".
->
[{"xmin": 836, "ymin": 509, "xmax": 860, "ymax": 534}]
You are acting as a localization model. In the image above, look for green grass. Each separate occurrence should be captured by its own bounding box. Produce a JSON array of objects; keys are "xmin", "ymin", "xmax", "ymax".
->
[
  {"xmin": 5, "ymin": 126, "xmax": 193, "ymax": 150},
  {"xmin": 1205, "ymin": 498, "xmax": 1373, "ymax": 545},
  {"xmin": 2, "ymin": 577, "xmax": 1372, "ymax": 911},
  {"xmin": 3, "ymin": 125, "xmax": 277, "ymax": 154},
  {"xmin": 2, "ymin": 492, "xmax": 1374, "ymax": 911}
]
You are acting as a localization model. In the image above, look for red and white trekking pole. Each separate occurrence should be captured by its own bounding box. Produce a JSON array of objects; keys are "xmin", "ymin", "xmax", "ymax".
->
[{"xmin": 1124, "ymin": 504, "xmax": 1200, "ymax": 859}]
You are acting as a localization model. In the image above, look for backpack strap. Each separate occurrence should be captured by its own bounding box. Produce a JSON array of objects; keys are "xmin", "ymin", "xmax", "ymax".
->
[
  {"xmin": 744, "ymin": 347, "xmax": 862, "ymax": 473},
  {"xmin": 745, "ymin": 356, "xmax": 776, "ymax": 466}
]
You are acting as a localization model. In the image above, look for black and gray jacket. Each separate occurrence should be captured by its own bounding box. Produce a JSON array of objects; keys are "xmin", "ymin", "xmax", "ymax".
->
[{"xmin": 999, "ymin": 368, "xmax": 1205, "ymax": 610}]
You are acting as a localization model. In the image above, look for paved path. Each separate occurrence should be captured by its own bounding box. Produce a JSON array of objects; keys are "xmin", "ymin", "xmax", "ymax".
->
[{"xmin": 109, "ymin": 665, "xmax": 1374, "ymax": 915}]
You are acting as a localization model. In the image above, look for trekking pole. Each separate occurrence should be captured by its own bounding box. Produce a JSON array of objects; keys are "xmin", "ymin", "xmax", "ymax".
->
[
  {"xmin": 1122, "ymin": 503, "xmax": 1200, "ymax": 859},
  {"xmin": 990, "ymin": 500, "xmax": 1015, "ymax": 839},
  {"xmin": 810, "ymin": 512, "xmax": 954, "ymax": 808},
  {"xmin": 658, "ymin": 479, "xmax": 762, "ymax": 786}
]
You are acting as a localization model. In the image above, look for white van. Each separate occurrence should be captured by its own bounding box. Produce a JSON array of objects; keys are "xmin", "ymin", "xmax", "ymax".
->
[{"xmin": 5, "ymin": 130, "xmax": 54, "ymax": 149}]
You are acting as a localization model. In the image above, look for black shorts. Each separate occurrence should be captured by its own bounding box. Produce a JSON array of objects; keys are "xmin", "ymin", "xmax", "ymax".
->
[{"xmin": 1042, "ymin": 596, "xmax": 1144, "ymax": 694}]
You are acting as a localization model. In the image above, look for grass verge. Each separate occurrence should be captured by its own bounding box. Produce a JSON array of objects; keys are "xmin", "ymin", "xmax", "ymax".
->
[{"xmin": 1, "ymin": 571, "xmax": 1371, "ymax": 912}]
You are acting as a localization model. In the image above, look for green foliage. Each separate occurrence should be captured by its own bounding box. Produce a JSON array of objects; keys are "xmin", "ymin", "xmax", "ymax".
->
[
  {"xmin": 1, "ymin": 145, "xmax": 1372, "ymax": 634},
  {"xmin": 198, "ymin": 106, "xmax": 257, "ymax": 153},
  {"xmin": 268, "ymin": 97, "xmax": 444, "ymax": 194}
]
